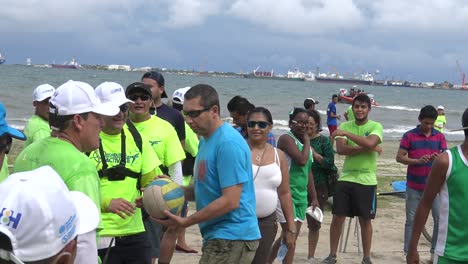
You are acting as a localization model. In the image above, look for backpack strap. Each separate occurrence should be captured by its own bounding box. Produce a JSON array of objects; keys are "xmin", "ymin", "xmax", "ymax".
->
[{"xmin": 126, "ymin": 120, "xmax": 143, "ymax": 154}]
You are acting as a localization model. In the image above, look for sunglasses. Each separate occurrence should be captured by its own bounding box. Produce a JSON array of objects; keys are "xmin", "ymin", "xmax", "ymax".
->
[
  {"xmin": 119, "ymin": 103, "xmax": 129, "ymax": 113},
  {"xmin": 247, "ymin": 121, "xmax": 270, "ymax": 129},
  {"xmin": 128, "ymin": 94, "xmax": 151, "ymax": 101},
  {"xmin": 291, "ymin": 120, "xmax": 308, "ymax": 126},
  {"xmin": 183, "ymin": 107, "xmax": 212, "ymax": 118}
]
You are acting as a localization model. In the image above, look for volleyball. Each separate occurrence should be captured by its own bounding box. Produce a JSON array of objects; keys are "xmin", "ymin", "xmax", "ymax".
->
[{"xmin": 143, "ymin": 178, "xmax": 185, "ymax": 219}]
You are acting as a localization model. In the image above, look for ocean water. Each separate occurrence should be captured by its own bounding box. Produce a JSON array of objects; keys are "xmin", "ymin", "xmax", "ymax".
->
[{"xmin": 0, "ymin": 65, "xmax": 465, "ymax": 141}]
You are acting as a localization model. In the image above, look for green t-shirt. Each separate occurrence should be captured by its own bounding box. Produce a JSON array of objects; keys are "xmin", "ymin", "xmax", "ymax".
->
[
  {"xmin": 435, "ymin": 115, "xmax": 446, "ymax": 133},
  {"xmin": 131, "ymin": 116, "xmax": 185, "ymax": 168},
  {"xmin": 88, "ymin": 127, "xmax": 161, "ymax": 237},
  {"xmin": 13, "ymin": 137, "xmax": 102, "ymax": 228},
  {"xmin": 0, "ymin": 156, "xmax": 9, "ymax": 183},
  {"xmin": 346, "ymin": 106, "xmax": 355, "ymax": 121},
  {"xmin": 185, "ymin": 122, "xmax": 199, "ymax": 158},
  {"xmin": 23, "ymin": 115, "xmax": 51, "ymax": 148},
  {"xmin": 337, "ymin": 120, "xmax": 383, "ymax": 185},
  {"xmin": 286, "ymin": 131, "xmax": 313, "ymax": 206}
]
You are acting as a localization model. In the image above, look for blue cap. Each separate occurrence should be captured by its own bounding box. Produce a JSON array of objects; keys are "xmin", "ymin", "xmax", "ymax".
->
[{"xmin": 0, "ymin": 102, "xmax": 26, "ymax": 140}]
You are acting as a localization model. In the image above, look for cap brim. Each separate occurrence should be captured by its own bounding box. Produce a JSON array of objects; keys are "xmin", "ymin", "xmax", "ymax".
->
[
  {"xmin": 91, "ymin": 101, "xmax": 120, "ymax": 116},
  {"xmin": 4, "ymin": 127, "xmax": 27, "ymax": 140},
  {"xmin": 69, "ymin": 191, "xmax": 100, "ymax": 235},
  {"xmin": 34, "ymin": 95, "xmax": 52, "ymax": 102},
  {"xmin": 161, "ymin": 90, "xmax": 168, "ymax": 98}
]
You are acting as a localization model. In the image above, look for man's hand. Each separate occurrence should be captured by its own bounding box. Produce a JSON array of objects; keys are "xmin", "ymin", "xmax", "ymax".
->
[
  {"xmin": 418, "ymin": 155, "xmax": 431, "ymax": 164},
  {"xmin": 282, "ymin": 230, "xmax": 296, "ymax": 250},
  {"xmin": 135, "ymin": 197, "xmax": 143, "ymax": 208},
  {"xmin": 152, "ymin": 210, "xmax": 189, "ymax": 229},
  {"xmin": 406, "ymin": 250, "xmax": 419, "ymax": 264},
  {"xmin": 108, "ymin": 198, "xmax": 136, "ymax": 219},
  {"xmin": 332, "ymin": 129, "xmax": 347, "ymax": 138},
  {"xmin": 430, "ymin": 152, "xmax": 440, "ymax": 161},
  {"xmin": 337, "ymin": 115, "xmax": 341, "ymax": 120},
  {"xmin": 374, "ymin": 145, "xmax": 382, "ymax": 155}
]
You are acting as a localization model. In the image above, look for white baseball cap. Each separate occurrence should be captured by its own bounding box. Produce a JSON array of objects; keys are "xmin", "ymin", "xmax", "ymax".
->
[
  {"xmin": 0, "ymin": 166, "xmax": 100, "ymax": 263},
  {"xmin": 95, "ymin": 82, "xmax": 133, "ymax": 107},
  {"xmin": 33, "ymin": 84, "xmax": 55, "ymax": 102},
  {"xmin": 49, "ymin": 80, "xmax": 119, "ymax": 116},
  {"xmin": 437, "ymin": 105, "xmax": 445, "ymax": 110},
  {"xmin": 172, "ymin": 87, "xmax": 191, "ymax": 105},
  {"xmin": 306, "ymin": 206, "xmax": 323, "ymax": 223}
]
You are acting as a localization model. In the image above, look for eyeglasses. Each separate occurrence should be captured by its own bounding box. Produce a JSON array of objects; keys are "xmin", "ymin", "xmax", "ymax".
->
[
  {"xmin": 128, "ymin": 94, "xmax": 151, "ymax": 101},
  {"xmin": 183, "ymin": 107, "xmax": 212, "ymax": 118},
  {"xmin": 247, "ymin": 121, "xmax": 270, "ymax": 129},
  {"xmin": 291, "ymin": 120, "xmax": 308, "ymax": 126},
  {"xmin": 119, "ymin": 103, "xmax": 129, "ymax": 113}
]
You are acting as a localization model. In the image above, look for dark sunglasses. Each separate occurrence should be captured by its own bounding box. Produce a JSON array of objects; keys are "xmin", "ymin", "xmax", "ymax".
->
[
  {"xmin": 128, "ymin": 94, "xmax": 151, "ymax": 101},
  {"xmin": 183, "ymin": 107, "xmax": 212, "ymax": 118},
  {"xmin": 119, "ymin": 103, "xmax": 129, "ymax": 113},
  {"xmin": 247, "ymin": 121, "xmax": 270, "ymax": 129}
]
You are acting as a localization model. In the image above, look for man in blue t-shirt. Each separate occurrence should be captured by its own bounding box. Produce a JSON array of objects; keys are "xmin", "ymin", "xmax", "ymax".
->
[
  {"xmin": 155, "ymin": 84, "xmax": 260, "ymax": 263},
  {"xmin": 327, "ymin": 94, "xmax": 341, "ymax": 138}
]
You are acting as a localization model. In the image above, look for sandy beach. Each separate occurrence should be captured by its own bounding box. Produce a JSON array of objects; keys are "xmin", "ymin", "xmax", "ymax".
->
[{"xmin": 8, "ymin": 140, "xmax": 459, "ymax": 264}]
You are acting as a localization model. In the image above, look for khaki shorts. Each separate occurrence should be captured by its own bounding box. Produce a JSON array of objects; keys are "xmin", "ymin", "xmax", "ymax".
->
[{"xmin": 200, "ymin": 239, "xmax": 259, "ymax": 264}]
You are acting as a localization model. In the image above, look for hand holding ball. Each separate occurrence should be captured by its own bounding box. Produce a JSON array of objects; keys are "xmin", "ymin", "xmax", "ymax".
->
[{"xmin": 143, "ymin": 178, "xmax": 185, "ymax": 219}]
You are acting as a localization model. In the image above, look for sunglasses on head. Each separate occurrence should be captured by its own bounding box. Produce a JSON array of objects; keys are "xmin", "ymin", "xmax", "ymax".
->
[
  {"xmin": 247, "ymin": 121, "xmax": 270, "ymax": 129},
  {"xmin": 183, "ymin": 107, "xmax": 212, "ymax": 118},
  {"xmin": 128, "ymin": 94, "xmax": 151, "ymax": 101},
  {"xmin": 119, "ymin": 103, "xmax": 129, "ymax": 113}
]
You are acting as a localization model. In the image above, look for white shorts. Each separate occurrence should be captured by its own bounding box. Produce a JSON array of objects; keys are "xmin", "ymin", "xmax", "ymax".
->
[{"xmin": 275, "ymin": 199, "xmax": 304, "ymax": 223}]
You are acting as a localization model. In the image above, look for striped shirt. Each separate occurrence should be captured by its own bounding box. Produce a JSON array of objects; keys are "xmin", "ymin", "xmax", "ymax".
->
[{"xmin": 399, "ymin": 126, "xmax": 447, "ymax": 190}]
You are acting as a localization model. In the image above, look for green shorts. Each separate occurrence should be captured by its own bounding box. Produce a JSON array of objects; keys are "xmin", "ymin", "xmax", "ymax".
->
[
  {"xmin": 293, "ymin": 203, "xmax": 307, "ymax": 222},
  {"xmin": 435, "ymin": 255, "xmax": 468, "ymax": 264},
  {"xmin": 200, "ymin": 239, "xmax": 259, "ymax": 264}
]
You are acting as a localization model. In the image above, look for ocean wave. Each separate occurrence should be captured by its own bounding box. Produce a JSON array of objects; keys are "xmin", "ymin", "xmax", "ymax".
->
[{"xmin": 377, "ymin": 105, "xmax": 420, "ymax": 112}]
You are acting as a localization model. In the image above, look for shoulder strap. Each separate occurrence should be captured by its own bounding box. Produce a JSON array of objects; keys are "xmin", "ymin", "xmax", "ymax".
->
[
  {"xmin": 274, "ymin": 147, "xmax": 280, "ymax": 166},
  {"xmin": 126, "ymin": 120, "xmax": 143, "ymax": 154}
]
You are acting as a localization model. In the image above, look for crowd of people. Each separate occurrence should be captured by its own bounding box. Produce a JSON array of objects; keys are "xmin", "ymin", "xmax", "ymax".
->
[{"xmin": 0, "ymin": 72, "xmax": 466, "ymax": 264}]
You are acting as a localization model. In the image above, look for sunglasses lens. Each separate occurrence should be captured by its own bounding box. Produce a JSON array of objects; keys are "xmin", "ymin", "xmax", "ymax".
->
[
  {"xmin": 258, "ymin": 122, "xmax": 268, "ymax": 129},
  {"xmin": 247, "ymin": 121, "xmax": 269, "ymax": 128},
  {"xmin": 129, "ymin": 94, "xmax": 151, "ymax": 101}
]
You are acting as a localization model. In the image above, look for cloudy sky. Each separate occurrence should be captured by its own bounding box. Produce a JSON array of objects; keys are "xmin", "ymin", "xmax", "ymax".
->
[{"xmin": 1, "ymin": 0, "xmax": 467, "ymax": 83}]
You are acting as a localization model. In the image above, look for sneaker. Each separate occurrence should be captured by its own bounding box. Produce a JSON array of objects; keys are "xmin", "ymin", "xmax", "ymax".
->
[
  {"xmin": 361, "ymin": 256, "xmax": 373, "ymax": 264},
  {"xmin": 320, "ymin": 255, "xmax": 337, "ymax": 264},
  {"xmin": 308, "ymin": 257, "xmax": 320, "ymax": 264}
]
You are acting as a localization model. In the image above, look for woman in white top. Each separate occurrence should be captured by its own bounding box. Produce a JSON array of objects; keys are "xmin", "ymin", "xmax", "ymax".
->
[{"xmin": 247, "ymin": 107, "xmax": 296, "ymax": 264}]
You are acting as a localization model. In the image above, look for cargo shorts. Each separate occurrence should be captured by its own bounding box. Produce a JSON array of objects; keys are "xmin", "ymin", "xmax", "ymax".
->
[{"xmin": 200, "ymin": 239, "xmax": 259, "ymax": 264}]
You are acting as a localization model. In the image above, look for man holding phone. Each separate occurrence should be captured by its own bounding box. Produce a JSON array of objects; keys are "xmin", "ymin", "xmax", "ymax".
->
[{"xmin": 396, "ymin": 105, "xmax": 447, "ymax": 261}]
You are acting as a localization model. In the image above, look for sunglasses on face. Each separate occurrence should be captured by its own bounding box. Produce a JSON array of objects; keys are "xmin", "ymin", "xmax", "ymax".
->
[
  {"xmin": 291, "ymin": 120, "xmax": 308, "ymax": 126},
  {"xmin": 128, "ymin": 94, "xmax": 151, "ymax": 101},
  {"xmin": 119, "ymin": 103, "xmax": 129, "ymax": 113},
  {"xmin": 247, "ymin": 121, "xmax": 270, "ymax": 129},
  {"xmin": 183, "ymin": 107, "xmax": 212, "ymax": 118}
]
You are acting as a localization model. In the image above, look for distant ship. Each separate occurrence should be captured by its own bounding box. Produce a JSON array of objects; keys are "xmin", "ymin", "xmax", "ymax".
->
[
  {"xmin": 243, "ymin": 66, "xmax": 305, "ymax": 81},
  {"xmin": 315, "ymin": 72, "xmax": 374, "ymax": 85},
  {"xmin": 0, "ymin": 53, "xmax": 5, "ymax": 65},
  {"xmin": 51, "ymin": 58, "xmax": 80, "ymax": 69}
]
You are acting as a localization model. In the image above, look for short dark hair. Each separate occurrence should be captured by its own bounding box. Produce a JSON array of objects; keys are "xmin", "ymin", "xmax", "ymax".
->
[
  {"xmin": 185, "ymin": 84, "xmax": 220, "ymax": 110},
  {"xmin": 227, "ymin": 96, "xmax": 255, "ymax": 115},
  {"xmin": 247, "ymin": 107, "xmax": 273, "ymax": 124},
  {"xmin": 307, "ymin": 109, "xmax": 322, "ymax": 132},
  {"xmin": 462, "ymin": 108, "xmax": 468, "ymax": 137},
  {"xmin": 332, "ymin": 94, "xmax": 338, "ymax": 99},
  {"xmin": 289, "ymin": 107, "xmax": 307, "ymax": 121},
  {"xmin": 418, "ymin": 105, "xmax": 438, "ymax": 120},
  {"xmin": 352, "ymin": 94, "xmax": 371, "ymax": 109}
]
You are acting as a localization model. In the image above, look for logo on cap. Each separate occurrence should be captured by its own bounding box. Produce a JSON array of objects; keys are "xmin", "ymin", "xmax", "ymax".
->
[{"xmin": 0, "ymin": 208, "xmax": 22, "ymax": 229}]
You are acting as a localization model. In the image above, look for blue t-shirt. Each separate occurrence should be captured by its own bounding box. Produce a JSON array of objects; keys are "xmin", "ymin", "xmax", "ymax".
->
[
  {"xmin": 327, "ymin": 101, "xmax": 337, "ymax": 126},
  {"xmin": 194, "ymin": 123, "xmax": 260, "ymax": 242}
]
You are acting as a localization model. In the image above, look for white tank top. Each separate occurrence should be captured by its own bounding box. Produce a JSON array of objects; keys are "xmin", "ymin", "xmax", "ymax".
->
[{"xmin": 253, "ymin": 148, "xmax": 282, "ymax": 218}]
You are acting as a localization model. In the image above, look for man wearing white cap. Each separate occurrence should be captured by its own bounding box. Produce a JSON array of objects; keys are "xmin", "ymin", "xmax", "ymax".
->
[
  {"xmin": 435, "ymin": 105, "xmax": 446, "ymax": 133},
  {"xmin": 23, "ymin": 84, "xmax": 55, "ymax": 148},
  {"xmin": 0, "ymin": 102, "xmax": 26, "ymax": 183},
  {"xmin": 0, "ymin": 166, "xmax": 99, "ymax": 264},
  {"xmin": 14, "ymin": 80, "xmax": 119, "ymax": 264},
  {"xmin": 92, "ymin": 82, "xmax": 162, "ymax": 263}
]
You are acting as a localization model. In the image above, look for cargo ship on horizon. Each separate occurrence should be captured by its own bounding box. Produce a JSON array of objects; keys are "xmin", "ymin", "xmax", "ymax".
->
[
  {"xmin": 243, "ymin": 66, "xmax": 307, "ymax": 81},
  {"xmin": 51, "ymin": 58, "xmax": 80, "ymax": 69},
  {"xmin": 0, "ymin": 53, "xmax": 5, "ymax": 65},
  {"xmin": 315, "ymin": 72, "xmax": 374, "ymax": 85}
]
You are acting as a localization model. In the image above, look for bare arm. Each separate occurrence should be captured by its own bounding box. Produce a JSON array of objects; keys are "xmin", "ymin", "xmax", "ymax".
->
[
  {"xmin": 277, "ymin": 134, "xmax": 310, "ymax": 166},
  {"xmin": 407, "ymin": 152, "xmax": 448, "ymax": 263},
  {"xmin": 396, "ymin": 148, "xmax": 431, "ymax": 165},
  {"xmin": 334, "ymin": 129, "xmax": 381, "ymax": 150}
]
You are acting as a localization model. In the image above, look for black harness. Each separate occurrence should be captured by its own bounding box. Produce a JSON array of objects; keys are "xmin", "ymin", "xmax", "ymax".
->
[{"xmin": 98, "ymin": 129, "xmax": 142, "ymax": 190}]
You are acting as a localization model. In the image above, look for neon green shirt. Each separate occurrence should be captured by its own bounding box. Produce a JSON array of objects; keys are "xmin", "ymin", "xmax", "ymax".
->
[
  {"xmin": 13, "ymin": 137, "xmax": 102, "ymax": 228},
  {"xmin": 435, "ymin": 115, "xmax": 446, "ymax": 133},
  {"xmin": 0, "ymin": 156, "xmax": 9, "ymax": 183},
  {"xmin": 131, "ymin": 116, "xmax": 185, "ymax": 168},
  {"xmin": 337, "ymin": 120, "xmax": 383, "ymax": 185},
  {"xmin": 23, "ymin": 115, "xmax": 51, "ymax": 148},
  {"xmin": 88, "ymin": 127, "xmax": 161, "ymax": 237},
  {"xmin": 346, "ymin": 106, "xmax": 355, "ymax": 121},
  {"xmin": 185, "ymin": 122, "xmax": 199, "ymax": 158}
]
